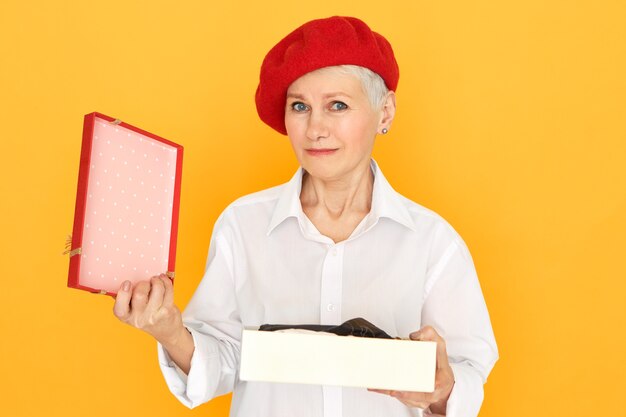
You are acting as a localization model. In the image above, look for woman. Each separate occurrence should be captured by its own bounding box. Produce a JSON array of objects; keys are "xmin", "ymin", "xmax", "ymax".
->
[{"xmin": 113, "ymin": 16, "xmax": 498, "ymax": 417}]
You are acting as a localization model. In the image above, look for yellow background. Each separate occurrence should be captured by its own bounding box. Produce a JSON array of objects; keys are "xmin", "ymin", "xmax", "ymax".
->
[{"xmin": 1, "ymin": 0, "xmax": 625, "ymax": 415}]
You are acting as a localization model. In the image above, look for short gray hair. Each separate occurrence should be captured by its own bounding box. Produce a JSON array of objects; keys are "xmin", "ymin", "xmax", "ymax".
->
[{"xmin": 316, "ymin": 65, "xmax": 390, "ymax": 110}]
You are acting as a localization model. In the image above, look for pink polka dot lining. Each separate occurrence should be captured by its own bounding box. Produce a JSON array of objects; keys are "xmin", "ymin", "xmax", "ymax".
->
[{"xmin": 76, "ymin": 117, "xmax": 181, "ymax": 293}]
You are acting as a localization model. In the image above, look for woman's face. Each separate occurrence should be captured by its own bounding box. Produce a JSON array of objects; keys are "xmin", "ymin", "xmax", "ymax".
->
[{"xmin": 284, "ymin": 68, "xmax": 386, "ymax": 182}]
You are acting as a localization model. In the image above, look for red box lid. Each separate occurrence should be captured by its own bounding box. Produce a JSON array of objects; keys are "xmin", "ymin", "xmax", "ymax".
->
[{"xmin": 67, "ymin": 112, "xmax": 183, "ymax": 296}]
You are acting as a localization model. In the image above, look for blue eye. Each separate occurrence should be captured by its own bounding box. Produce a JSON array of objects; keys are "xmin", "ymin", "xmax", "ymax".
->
[
  {"xmin": 291, "ymin": 102, "xmax": 309, "ymax": 112},
  {"xmin": 330, "ymin": 101, "xmax": 348, "ymax": 111}
]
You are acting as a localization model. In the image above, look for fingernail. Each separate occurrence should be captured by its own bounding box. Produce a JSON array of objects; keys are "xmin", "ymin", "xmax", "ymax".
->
[{"xmin": 122, "ymin": 281, "xmax": 131, "ymax": 291}]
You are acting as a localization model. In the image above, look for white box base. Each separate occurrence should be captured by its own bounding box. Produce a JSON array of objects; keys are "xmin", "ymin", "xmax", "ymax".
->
[{"xmin": 240, "ymin": 329, "xmax": 437, "ymax": 392}]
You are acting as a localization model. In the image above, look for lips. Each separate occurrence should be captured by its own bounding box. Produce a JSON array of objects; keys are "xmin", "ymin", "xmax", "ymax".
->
[{"xmin": 305, "ymin": 148, "xmax": 338, "ymax": 156}]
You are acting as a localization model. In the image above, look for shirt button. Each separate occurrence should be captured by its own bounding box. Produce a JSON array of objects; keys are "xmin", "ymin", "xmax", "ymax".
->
[
  {"xmin": 326, "ymin": 303, "xmax": 335, "ymax": 312},
  {"xmin": 331, "ymin": 247, "xmax": 338, "ymax": 256}
]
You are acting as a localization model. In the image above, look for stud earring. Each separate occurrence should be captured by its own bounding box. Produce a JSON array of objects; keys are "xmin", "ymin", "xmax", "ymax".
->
[{"xmin": 382, "ymin": 128, "xmax": 389, "ymax": 134}]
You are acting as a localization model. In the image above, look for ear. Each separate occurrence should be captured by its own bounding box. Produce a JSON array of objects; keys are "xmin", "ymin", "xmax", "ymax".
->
[{"xmin": 378, "ymin": 91, "xmax": 396, "ymax": 134}]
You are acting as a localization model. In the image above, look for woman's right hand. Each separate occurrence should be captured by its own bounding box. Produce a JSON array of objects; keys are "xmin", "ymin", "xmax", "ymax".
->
[
  {"xmin": 113, "ymin": 274, "xmax": 185, "ymax": 346},
  {"xmin": 113, "ymin": 274, "xmax": 195, "ymax": 374}
]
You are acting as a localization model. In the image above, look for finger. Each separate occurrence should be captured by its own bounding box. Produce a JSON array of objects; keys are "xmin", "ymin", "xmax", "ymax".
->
[
  {"xmin": 391, "ymin": 390, "xmax": 428, "ymax": 401},
  {"xmin": 410, "ymin": 325, "xmax": 438, "ymax": 341},
  {"xmin": 368, "ymin": 388, "xmax": 392, "ymax": 395},
  {"xmin": 398, "ymin": 398, "xmax": 431, "ymax": 409},
  {"xmin": 131, "ymin": 280, "xmax": 151, "ymax": 313},
  {"xmin": 370, "ymin": 388, "xmax": 431, "ymax": 409},
  {"xmin": 391, "ymin": 391, "xmax": 431, "ymax": 409},
  {"xmin": 160, "ymin": 273, "xmax": 174, "ymax": 307},
  {"xmin": 113, "ymin": 280, "xmax": 132, "ymax": 321},
  {"xmin": 147, "ymin": 276, "xmax": 166, "ymax": 312},
  {"xmin": 411, "ymin": 326, "xmax": 450, "ymax": 369}
]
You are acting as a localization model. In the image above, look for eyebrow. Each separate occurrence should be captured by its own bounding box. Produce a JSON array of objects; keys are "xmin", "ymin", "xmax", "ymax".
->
[{"xmin": 286, "ymin": 92, "xmax": 353, "ymax": 100}]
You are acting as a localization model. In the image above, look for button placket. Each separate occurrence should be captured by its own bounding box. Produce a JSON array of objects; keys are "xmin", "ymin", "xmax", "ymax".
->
[
  {"xmin": 319, "ymin": 243, "xmax": 344, "ymax": 417},
  {"xmin": 319, "ymin": 244, "xmax": 343, "ymax": 325}
]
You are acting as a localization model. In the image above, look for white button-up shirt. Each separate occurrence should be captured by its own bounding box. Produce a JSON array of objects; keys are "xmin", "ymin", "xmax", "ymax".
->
[{"xmin": 157, "ymin": 160, "xmax": 498, "ymax": 417}]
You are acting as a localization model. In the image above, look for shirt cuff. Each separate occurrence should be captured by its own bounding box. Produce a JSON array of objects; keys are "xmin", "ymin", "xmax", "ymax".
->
[
  {"xmin": 157, "ymin": 327, "xmax": 221, "ymax": 409},
  {"xmin": 443, "ymin": 362, "xmax": 485, "ymax": 417}
]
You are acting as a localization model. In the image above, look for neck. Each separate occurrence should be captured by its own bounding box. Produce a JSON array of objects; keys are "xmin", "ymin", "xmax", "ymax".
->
[{"xmin": 300, "ymin": 163, "xmax": 374, "ymax": 218}]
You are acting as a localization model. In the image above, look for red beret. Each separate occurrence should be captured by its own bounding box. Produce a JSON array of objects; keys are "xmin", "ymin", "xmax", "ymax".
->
[{"xmin": 255, "ymin": 16, "xmax": 399, "ymax": 135}]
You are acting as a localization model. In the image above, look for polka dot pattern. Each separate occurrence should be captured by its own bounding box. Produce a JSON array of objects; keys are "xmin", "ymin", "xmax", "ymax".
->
[{"xmin": 79, "ymin": 118, "xmax": 179, "ymax": 292}]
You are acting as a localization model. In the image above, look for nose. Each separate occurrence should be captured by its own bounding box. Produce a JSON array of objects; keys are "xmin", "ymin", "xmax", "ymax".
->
[{"xmin": 305, "ymin": 110, "xmax": 329, "ymax": 141}]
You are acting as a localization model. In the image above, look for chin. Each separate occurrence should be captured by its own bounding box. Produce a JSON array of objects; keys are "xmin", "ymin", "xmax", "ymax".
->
[
  {"xmin": 302, "ymin": 161, "xmax": 351, "ymax": 182},
  {"xmin": 301, "ymin": 160, "xmax": 333, "ymax": 178}
]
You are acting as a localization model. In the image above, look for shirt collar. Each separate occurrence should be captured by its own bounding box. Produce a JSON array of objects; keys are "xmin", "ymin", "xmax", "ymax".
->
[
  {"xmin": 369, "ymin": 160, "xmax": 417, "ymax": 232},
  {"xmin": 266, "ymin": 159, "xmax": 417, "ymax": 236},
  {"xmin": 266, "ymin": 166, "xmax": 305, "ymax": 235}
]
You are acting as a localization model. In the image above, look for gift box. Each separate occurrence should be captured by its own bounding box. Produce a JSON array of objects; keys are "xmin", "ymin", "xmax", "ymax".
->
[
  {"xmin": 67, "ymin": 112, "xmax": 183, "ymax": 296},
  {"xmin": 240, "ymin": 329, "xmax": 437, "ymax": 392}
]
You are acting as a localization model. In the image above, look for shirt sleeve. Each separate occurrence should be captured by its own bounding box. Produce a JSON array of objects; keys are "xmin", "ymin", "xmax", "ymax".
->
[
  {"xmin": 421, "ymin": 232, "xmax": 499, "ymax": 417},
  {"xmin": 157, "ymin": 212, "xmax": 242, "ymax": 409}
]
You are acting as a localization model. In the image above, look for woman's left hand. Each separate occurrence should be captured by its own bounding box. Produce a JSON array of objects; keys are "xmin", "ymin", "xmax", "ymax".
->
[{"xmin": 368, "ymin": 325, "xmax": 455, "ymax": 414}]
